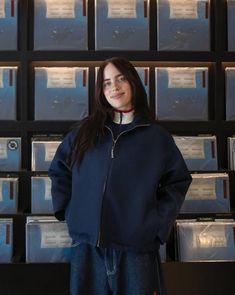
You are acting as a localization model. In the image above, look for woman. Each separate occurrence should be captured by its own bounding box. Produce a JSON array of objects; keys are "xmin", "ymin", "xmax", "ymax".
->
[{"xmin": 49, "ymin": 57, "xmax": 192, "ymax": 295}]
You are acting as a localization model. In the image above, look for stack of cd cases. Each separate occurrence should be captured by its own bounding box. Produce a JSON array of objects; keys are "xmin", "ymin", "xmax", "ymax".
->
[{"xmin": 228, "ymin": 136, "xmax": 235, "ymax": 170}]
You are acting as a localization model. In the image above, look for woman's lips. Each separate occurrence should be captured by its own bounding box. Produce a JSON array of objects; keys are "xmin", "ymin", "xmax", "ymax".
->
[{"xmin": 111, "ymin": 92, "xmax": 124, "ymax": 99}]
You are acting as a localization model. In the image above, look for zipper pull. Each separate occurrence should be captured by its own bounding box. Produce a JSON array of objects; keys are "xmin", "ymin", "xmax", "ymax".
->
[
  {"xmin": 111, "ymin": 146, "xmax": 114, "ymax": 158},
  {"xmin": 97, "ymin": 230, "xmax": 101, "ymax": 247}
]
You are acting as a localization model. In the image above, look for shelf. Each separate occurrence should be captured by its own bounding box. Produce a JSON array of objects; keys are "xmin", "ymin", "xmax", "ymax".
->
[
  {"xmin": 0, "ymin": 1, "xmax": 235, "ymax": 294},
  {"xmin": 163, "ymin": 261, "xmax": 235, "ymax": 295},
  {"xmin": 0, "ymin": 50, "xmax": 219, "ymax": 62},
  {"xmin": 0, "ymin": 262, "xmax": 234, "ymax": 295}
]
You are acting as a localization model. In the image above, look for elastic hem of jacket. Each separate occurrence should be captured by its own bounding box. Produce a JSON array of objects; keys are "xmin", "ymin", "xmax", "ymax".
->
[{"xmin": 70, "ymin": 235, "xmax": 160, "ymax": 253}]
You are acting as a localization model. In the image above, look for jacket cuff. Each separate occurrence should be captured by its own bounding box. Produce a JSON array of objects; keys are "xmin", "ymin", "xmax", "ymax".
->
[{"xmin": 54, "ymin": 210, "xmax": 65, "ymax": 221}]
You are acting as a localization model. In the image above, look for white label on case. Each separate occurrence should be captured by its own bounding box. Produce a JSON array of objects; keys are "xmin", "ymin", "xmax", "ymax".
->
[
  {"xmin": 46, "ymin": 0, "xmax": 75, "ymax": 18},
  {"xmin": 174, "ymin": 138, "xmax": 205, "ymax": 159},
  {"xmin": 44, "ymin": 178, "xmax": 52, "ymax": 201},
  {"xmin": 0, "ymin": 0, "xmax": 5, "ymax": 18},
  {"xmin": 186, "ymin": 178, "xmax": 216, "ymax": 200},
  {"xmin": 0, "ymin": 143, "xmax": 7, "ymax": 159},
  {"xmin": 193, "ymin": 227, "xmax": 227, "ymax": 248},
  {"xmin": 0, "ymin": 179, "xmax": 3, "ymax": 201},
  {"xmin": 0, "ymin": 68, "xmax": 3, "ymax": 88},
  {"xmin": 169, "ymin": 0, "xmax": 198, "ymax": 19},
  {"xmin": 47, "ymin": 68, "xmax": 76, "ymax": 88},
  {"xmin": 45, "ymin": 142, "xmax": 60, "ymax": 161},
  {"xmin": 168, "ymin": 68, "xmax": 196, "ymax": 88},
  {"xmin": 195, "ymin": 233, "xmax": 227, "ymax": 248},
  {"xmin": 41, "ymin": 226, "xmax": 72, "ymax": 248},
  {"xmin": 107, "ymin": 0, "xmax": 137, "ymax": 18}
]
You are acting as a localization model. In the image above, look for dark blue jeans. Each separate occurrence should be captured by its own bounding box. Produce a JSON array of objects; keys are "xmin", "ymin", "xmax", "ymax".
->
[{"xmin": 70, "ymin": 243, "xmax": 165, "ymax": 295}]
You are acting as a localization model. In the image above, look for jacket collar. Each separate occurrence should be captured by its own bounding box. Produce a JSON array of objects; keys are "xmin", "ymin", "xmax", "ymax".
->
[
  {"xmin": 105, "ymin": 113, "xmax": 151, "ymax": 131},
  {"xmin": 113, "ymin": 109, "xmax": 134, "ymax": 124}
]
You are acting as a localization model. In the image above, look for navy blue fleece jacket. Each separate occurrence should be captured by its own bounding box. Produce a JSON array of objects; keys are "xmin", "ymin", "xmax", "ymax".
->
[{"xmin": 48, "ymin": 116, "xmax": 192, "ymax": 252}]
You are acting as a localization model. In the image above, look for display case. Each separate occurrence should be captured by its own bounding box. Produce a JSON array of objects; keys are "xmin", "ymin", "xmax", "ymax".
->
[
  {"xmin": 228, "ymin": 136, "xmax": 235, "ymax": 170},
  {"xmin": 0, "ymin": 177, "xmax": 18, "ymax": 214},
  {"xmin": 0, "ymin": 67, "xmax": 17, "ymax": 120},
  {"xmin": 0, "ymin": 218, "xmax": 13, "ymax": 263},
  {"xmin": 227, "ymin": 0, "xmax": 235, "ymax": 51},
  {"xmin": 26, "ymin": 216, "xmax": 72, "ymax": 263},
  {"xmin": 225, "ymin": 67, "xmax": 235, "ymax": 120},
  {"xmin": 176, "ymin": 219, "xmax": 235, "ymax": 262},
  {"xmin": 155, "ymin": 67, "xmax": 208, "ymax": 121},
  {"xmin": 0, "ymin": 0, "xmax": 18, "ymax": 50},
  {"xmin": 180, "ymin": 173, "xmax": 230, "ymax": 213},
  {"xmin": 31, "ymin": 176, "xmax": 53, "ymax": 214},
  {"xmin": 0, "ymin": 138, "xmax": 21, "ymax": 171},
  {"xmin": 157, "ymin": 0, "xmax": 210, "ymax": 51},
  {"xmin": 31, "ymin": 137, "xmax": 61, "ymax": 171},
  {"xmin": 34, "ymin": 0, "xmax": 88, "ymax": 50},
  {"xmin": 95, "ymin": 0, "xmax": 149, "ymax": 50},
  {"xmin": 173, "ymin": 135, "xmax": 218, "ymax": 170},
  {"xmin": 34, "ymin": 67, "xmax": 88, "ymax": 121}
]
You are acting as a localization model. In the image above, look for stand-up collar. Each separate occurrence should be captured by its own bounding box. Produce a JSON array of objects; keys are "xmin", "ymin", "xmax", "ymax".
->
[
  {"xmin": 113, "ymin": 109, "xmax": 134, "ymax": 124},
  {"xmin": 105, "ymin": 109, "xmax": 152, "ymax": 131}
]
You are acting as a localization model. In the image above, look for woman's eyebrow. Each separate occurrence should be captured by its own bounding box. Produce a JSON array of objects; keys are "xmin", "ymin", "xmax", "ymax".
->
[{"xmin": 103, "ymin": 74, "xmax": 123, "ymax": 81}]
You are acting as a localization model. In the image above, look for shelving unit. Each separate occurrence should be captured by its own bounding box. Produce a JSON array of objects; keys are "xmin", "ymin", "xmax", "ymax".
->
[{"xmin": 0, "ymin": 0, "xmax": 235, "ymax": 294}]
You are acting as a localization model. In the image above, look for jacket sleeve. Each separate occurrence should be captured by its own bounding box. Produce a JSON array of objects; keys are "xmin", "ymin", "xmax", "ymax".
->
[
  {"xmin": 48, "ymin": 129, "xmax": 77, "ymax": 221},
  {"xmin": 156, "ymin": 137, "xmax": 192, "ymax": 244}
]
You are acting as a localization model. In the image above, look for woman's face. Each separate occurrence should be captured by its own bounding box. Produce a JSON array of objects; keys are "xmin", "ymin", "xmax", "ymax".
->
[{"xmin": 102, "ymin": 63, "xmax": 133, "ymax": 111}]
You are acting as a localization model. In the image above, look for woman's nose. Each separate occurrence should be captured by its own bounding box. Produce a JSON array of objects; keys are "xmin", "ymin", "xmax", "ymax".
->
[{"xmin": 111, "ymin": 80, "xmax": 120, "ymax": 90}]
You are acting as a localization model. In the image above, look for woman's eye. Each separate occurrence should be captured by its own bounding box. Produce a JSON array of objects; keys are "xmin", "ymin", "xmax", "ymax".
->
[
  {"xmin": 119, "ymin": 76, "xmax": 126, "ymax": 82},
  {"xmin": 103, "ymin": 81, "xmax": 111, "ymax": 88}
]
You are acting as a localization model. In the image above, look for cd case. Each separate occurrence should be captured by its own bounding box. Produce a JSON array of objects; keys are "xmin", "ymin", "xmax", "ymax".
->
[
  {"xmin": 0, "ymin": 177, "xmax": 18, "ymax": 214},
  {"xmin": 31, "ymin": 176, "xmax": 53, "ymax": 214},
  {"xmin": 0, "ymin": 67, "xmax": 17, "ymax": 120},
  {"xmin": 173, "ymin": 135, "xmax": 218, "ymax": 170},
  {"xmin": 155, "ymin": 67, "xmax": 208, "ymax": 121},
  {"xmin": 225, "ymin": 67, "xmax": 235, "ymax": 120},
  {"xmin": 34, "ymin": 67, "xmax": 88, "ymax": 121},
  {"xmin": 0, "ymin": 0, "xmax": 18, "ymax": 50},
  {"xmin": 180, "ymin": 173, "xmax": 230, "ymax": 213},
  {"xmin": 0, "ymin": 137, "xmax": 21, "ymax": 171},
  {"xmin": 31, "ymin": 137, "xmax": 61, "ymax": 171},
  {"xmin": 176, "ymin": 219, "xmax": 235, "ymax": 262},
  {"xmin": 227, "ymin": 0, "xmax": 235, "ymax": 51},
  {"xmin": 157, "ymin": 0, "xmax": 210, "ymax": 51},
  {"xmin": 34, "ymin": 0, "xmax": 88, "ymax": 50},
  {"xmin": 0, "ymin": 218, "xmax": 13, "ymax": 263},
  {"xmin": 95, "ymin": 0, "xmax": 149, "ymax": 50},
  {"xmin": 26, "ymin": 216, "xmax": 72, "ymax": 262},
  {"xmin": 228, "ymin": 136, "xmax": 235, "ymax": 170}
]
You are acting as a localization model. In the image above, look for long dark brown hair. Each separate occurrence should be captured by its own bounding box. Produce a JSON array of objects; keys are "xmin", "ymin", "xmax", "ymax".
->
[{"xmin": 69, "ymin": 57, "xmax": 154, "ymax": 167}]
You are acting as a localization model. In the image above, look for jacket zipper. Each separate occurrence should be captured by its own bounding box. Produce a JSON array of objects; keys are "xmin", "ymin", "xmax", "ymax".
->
[
  {"xmin": 96, "ymin": 180, "xmax": 107, "ymax": 247},
  {"xmin": 106, "ymin": 124, "xmax": 150, "ymax": 159},
  {"xmin": 96, "ymin": 123, "xmax": 150, "ymax": 247}
]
